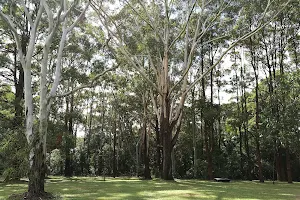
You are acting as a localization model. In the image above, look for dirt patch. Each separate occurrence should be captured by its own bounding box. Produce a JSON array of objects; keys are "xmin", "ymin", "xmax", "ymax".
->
[{"xmin": 8, "ymin": 192, "xmax": 61, "ymax": 200}]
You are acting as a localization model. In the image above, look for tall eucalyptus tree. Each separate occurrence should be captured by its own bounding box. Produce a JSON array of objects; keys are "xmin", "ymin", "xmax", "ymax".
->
[
  {"xmin": 0, "ymin": 1, "xmax": 90, "ymax": 197},
  {"xmin": 92, "ymin": 0, "xmax": 291, "ymax": 179}
]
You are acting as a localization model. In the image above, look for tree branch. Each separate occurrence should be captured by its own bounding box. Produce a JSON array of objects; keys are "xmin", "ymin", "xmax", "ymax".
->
[
  {"xmin": 0, "ymin": 10, "xmax": 25, "ymax": 66},
  {"xmin": 119, "ymin": 46, "xmax": 162, "ymax": 95},
  {"xmin": 67, "ymin": 1, "xmax": 90, "ymax": 33},
  {"xmin": 187, "ymin": 0, "xmax": 291, "ymax": 94},
  {"xmin": 42, "ymin": 0, "xmax": 54, "ymax": 31},
  {"xmin": 169, "ymin": 0, "xmax": 228, "ymax": 95},
  {"xmin": 24, "ymin": 1, "xmax": 44, "ymax": 68},
  {"xmin": 20, "ymin": 1, "xmax": 33, "ymax": 26},
  {"xmin": 52, "ymin": 66, "xmax": 117, "ymax": 98},
  {"xmin": 60, "ymin": 0, "xmax": 77, "ymax": 21},
  {"xmin": 124, "ymin": 0, "xmax": 164, "ymax": 43},
  {"xmin": 168, "ymin": 0, "xmax": 196, "ymax": 52},
  {"xmin": 170, "ymin": 0, "xmax": 291, "ymax": 126},
  {"xmin": 171, "ymin": 111, "xmax": 183, "ymax": 147},
  {"xmin": 92, "ymin": 2, "xmax": 162, "ymax": 95}
]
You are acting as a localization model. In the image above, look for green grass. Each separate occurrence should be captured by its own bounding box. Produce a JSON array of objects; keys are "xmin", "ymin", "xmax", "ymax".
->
[{"xmin": 0, "ymin": 177, "xmax": 299, "ymax": 200}]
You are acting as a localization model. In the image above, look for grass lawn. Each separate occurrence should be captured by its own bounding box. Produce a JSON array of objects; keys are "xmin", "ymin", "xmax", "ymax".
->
[{"xmin": 0, "ymin": 176, "xmax": 299, "ymax": 200}]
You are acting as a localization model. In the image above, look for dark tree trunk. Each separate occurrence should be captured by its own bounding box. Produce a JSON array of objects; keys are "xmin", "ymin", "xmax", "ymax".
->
[
  {"xmin": 161, "ymin": 122, "xmax": 173, "ymax": 180},
  {"xmin": 64, "ymin": 156, "xmax": 72, "ymax": 177},
  {"xmin": 207, "ymin": 59, "xmax": 214, "ymax": 181},
  {"xmin": 13, "ymin": 46, "xmax": 24, "ymax": 126},
  {"xmin": 286, "ymin": 146, "xmax": 292, "ymax": 183},
  {"xmin": 276, "ymin": 147, "xmax": 286, "ymax": 181},
  {"xmin": 255, "ymin": 138, "xmax": 264, "ymax": 182},
  {"xmin": 242, "ymin": 86, "xmax": 251, "ymax": 180},
  {"xmin": 142, "ymin": 94, "xmax": 151, "ymax": 179},
  {"xmin": 159, "ymin": 81, "xmax": 174, "ymax": 181},
  {"xmin": 276, "ymin": 151, "xmax": 282, "ymax": 181},
  {"xmin": 64, "ymin": 92, "xmax": 74, "ymax": 177},
  {"xmin": 143, "ymin": 129, "xmax": 151, "ymax": 179},
  {"xmin": 244, "ymin": 132, "xmax": 251, "ymax": 180},
  {"xmin": 238, "ymin": 125, "xmax": 243, "ymax": 177},
  {"xmin": 86, "ymin": 98, "xmax": 93, "ymax": 174},
  {"xmin": 155, "ymin": 119, "xmax": 162, "ymax": 177},
  {"xmin": 113, "ymin": 127, "xmax": 117, "ymax": 178},
  {"xmin": 207, "ymin": 151, "xmax": 213, "ymax": 180},
  {"xmin": 253, "ymin": 61, "xmax": 264, "ymax": 182},
  {"xmin": 205, "ymin": 120, "xmax": 213, "ymax": 180},
  {"xmin": 13, "ymin": 31, "xmax": 27, "ymax": 126},
  {"xmin": 27, "ymin": 139, "xmax": 46, "ymax": 197},
  {"xmin": 191, "ymin": 88, "xmax": 198, "ymax": 178}
]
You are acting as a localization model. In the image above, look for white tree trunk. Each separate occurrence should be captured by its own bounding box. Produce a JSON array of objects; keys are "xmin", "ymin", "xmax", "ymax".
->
[{"xmin": 1, "ymin": 1, "xmax": 90, "ymax": 197}]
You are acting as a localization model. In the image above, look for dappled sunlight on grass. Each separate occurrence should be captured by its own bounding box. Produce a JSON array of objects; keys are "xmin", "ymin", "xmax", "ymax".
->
[
  {"xmin": 0, "ymin": 183, "xmax": 27, "ymax": 200},
  {"xmin": 1, "ymin": 177, "xmax": 300, "ymax": 199}
]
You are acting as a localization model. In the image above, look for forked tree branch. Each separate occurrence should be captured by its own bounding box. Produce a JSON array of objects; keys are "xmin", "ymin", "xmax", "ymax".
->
[{"xmin": 51, "ymin": 66, "xmax": 117, "ymax": 98}]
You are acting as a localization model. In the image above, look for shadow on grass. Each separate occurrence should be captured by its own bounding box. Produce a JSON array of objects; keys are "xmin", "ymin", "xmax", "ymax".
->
[
  {"xmin": 1, "ymin": 177, "xmax": 300, "ymax": 200},
  {"xmin": 46, "ymin": 178, "xmax": 300, "ymax": 200}
]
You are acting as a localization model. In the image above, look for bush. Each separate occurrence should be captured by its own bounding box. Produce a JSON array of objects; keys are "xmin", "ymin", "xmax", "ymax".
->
[
  {"xmin": 49, "ymin": 149, "xmax": 64, "ymax": 175},
  {"xmin": 0, "ymin": 129, "xmax": 28, "ymax": 181}
]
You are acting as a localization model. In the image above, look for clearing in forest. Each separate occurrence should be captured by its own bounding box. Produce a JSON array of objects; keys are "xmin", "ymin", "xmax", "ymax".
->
[{"xmin": 0, "ymin": 177, "xmax": 299, "ymax": 200}]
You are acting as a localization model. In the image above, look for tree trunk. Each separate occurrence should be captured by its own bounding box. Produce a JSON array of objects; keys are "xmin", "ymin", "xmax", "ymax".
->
[
  {"xmin": 238, "ymin": 125, "xmax": 243, "ymax": 177},
  {"xmin": 191, "ymin": 88, "xmax": 198, "ymax": 178},
  {"xmin": 113, "ymin": 127, "xmax": 117, "ymax": 178},
  {"xmin": 276, "ymin": 147, "xmax": 286, "ymax": 181},
  {"xmin": 276, "ymin": 151, "xmax": 282, "ymax": 181},
  {"xmin": 143, "ymin": 129, "xmax": 151, "ymax": 179},
  {"xmin": 171, "ymin": 148, "xmax": 176, "ymax": 178},
  {"xmin": 160, "ymin": 51, "xmax": 174, "ymax": 180},
  {"xmin": 86, "ymin": 97, "xmax": 94, "ymax": 174},
  {"xmin": 205, "ymin": 120, "xmax": 213, "ymax": 180},
  {"xmin": 142, "ymin": 96, "xmax": 151, "ymax": 179},
  {"xmin": 161, "ymin": 117, "xmax": 173, "ymax": 180},
  {"xmin": 286, "ymin": 146, "xmax": 292, "ymax": 183},
  {"xmin": 28, "ymin": 107, "xmax": 48, "ymax": 196},
  {"xmin": 207, "ymin": 150, "xmax": 213, "ymax": 180},
  {"xmin": 24, "ymin": 60, "xmax": 45, "ymax": 195},
  {"xmin": 155, "ymin": 118, "xmax": 162, "ymax": 177},
  {"xmin": 28, "ymin": 141, "xmax": 46, "ymax": 196},
  {"xmin": 255, "ymin": 138, "xmax": 264, "ymax": 182},
  {"xmin": 253, "ymin": 61, "xmax": 264, "ymax": 182},
  {"xmin": 242, "ymin": 91, "xmax": 251, "ymax": 180},
  {"xmin": 64, "ymin": 91, "xmax": 74, "ymax": 177},
  {"xmin": 13, "ymin": 45, "xmax": 24, "ymax": 126}
]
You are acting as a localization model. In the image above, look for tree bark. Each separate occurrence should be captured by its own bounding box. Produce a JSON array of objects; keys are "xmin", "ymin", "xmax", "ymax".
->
[
  {"xmin": 254, "ymin": 78, "xmax": 264, "ymax": 182},
  {"xmin": 286, "ymin": 146, "xmax": 292, "ymax": 183},
  {"xmin": 255, "ymin": 138, "xmax": 264, "ymax": 182},
  {"xmin": 276, "ymin": 147, "xmax": 286, "ymax": 181},
  {"xmin": 113, "ymin": 111, "xmax": 117, "ymax": 178},
  {"xmin": 64, "ymin": 92, "xmax": 74, "ymax": 177},
  {"xmin": 143, "ymin": 128, "xmax": 151, "ymax": 179},
  {"xmin": 28, "ymin": 140, "xmax": 46, "ymax": 196},
  {"xmin": 249, "ymin": 39, "xmax": 264, "ymax": 182},
  {"xmin": 205, "ymin": 120, "xmax": 213, "ymax": 180},
  {"xmin": 155, "ymin": 118, "xmax": 162, "ymax": 177},
  {"xmin": 191, "ymin": 88, "xmax": 198, "ymax": 178},
  {"xmin": 161, "ymin": 118, "xmax": 173, "ymax": 180},
  {"xmin": 28, "ymin": 103, "xmax": 48, "ymax": 196},
  {"xmin": 13, "ymin": 44, "xmax": 24, "ymax": 126},
  {"xmin": 160, "ymin": 50, "xmax": 174, "ymax": 180},
  {"xmin": 142, "ymin": 95, "xmax": 151, "ymax": 179}
]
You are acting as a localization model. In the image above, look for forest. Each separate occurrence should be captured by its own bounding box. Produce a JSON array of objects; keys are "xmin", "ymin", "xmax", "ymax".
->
[{"xmin": 0, "ymin": 0, "xmax": 300, "ymax": 199}]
